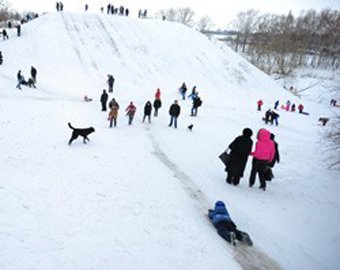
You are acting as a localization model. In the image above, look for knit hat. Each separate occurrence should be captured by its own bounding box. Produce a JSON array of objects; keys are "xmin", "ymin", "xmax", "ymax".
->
[{"xmin": 243, "ymin": 128, "xmax": 253, "ymax": 137}]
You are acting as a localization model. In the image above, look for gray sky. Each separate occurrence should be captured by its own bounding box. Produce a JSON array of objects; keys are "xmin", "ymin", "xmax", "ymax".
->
[{"xmin": 7, "ymin": 0, "xmax": 340, "ymax": 28}]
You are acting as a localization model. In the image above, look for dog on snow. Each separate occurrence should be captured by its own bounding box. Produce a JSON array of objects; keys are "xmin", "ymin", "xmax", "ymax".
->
[{"xmin": 68, "ymin": 122, "xmax": 95, "ymax": 145}]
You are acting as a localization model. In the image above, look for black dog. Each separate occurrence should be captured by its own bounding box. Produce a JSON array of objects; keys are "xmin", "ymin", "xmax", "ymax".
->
[
  {"xmin": 68, "ymin": 122, "xmax": 95, "ymax": 145},
  {"xmin": 318, "ymin": 117, "xmax": 329, "ymax": 126}
]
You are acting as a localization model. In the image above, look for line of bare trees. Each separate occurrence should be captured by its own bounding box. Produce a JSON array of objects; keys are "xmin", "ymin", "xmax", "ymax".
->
[
  {"xmin": 226, "ymin": 9, "xmax": 340, "ymax": 76},
  {"xmin": 0, "ymin": 0, "xmax": 21, "ymax": 23}
]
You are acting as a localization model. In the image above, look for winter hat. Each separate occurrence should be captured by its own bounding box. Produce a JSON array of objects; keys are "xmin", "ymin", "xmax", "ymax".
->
[
  {"xmin": 215, "ymin": 201, "xmax": 225, "ymax": 208},
  {"xmin": 243, "ymin": 128, "xmax": 253, "ymax": 137}
]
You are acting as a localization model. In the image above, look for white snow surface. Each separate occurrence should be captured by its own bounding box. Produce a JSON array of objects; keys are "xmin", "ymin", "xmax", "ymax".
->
[{"xmin": 1, "ymin": 12, "xmax": 340, "ymax": 270}]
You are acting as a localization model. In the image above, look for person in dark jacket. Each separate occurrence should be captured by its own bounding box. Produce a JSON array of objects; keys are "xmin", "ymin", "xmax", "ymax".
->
[
  {"xmin": 143, "ymin": 101, "xmax": 152, "ymax": 123},
  {"xmin": 16, "ymin": 70, "xmax": 26, "ymax": 90},
  {"xmin": 153, "ymin": 98, "xmax": 162, "ymax": 117},
  {"xmin": 0, "ymin": 51, "xmax": 3, "ymax": 65},
  {"xmin": 179, "ymin": 82, "xmax": 187, "ymax": 100},
  {"xmin": 16, "ymin": 24, "xmax": 21, "ymax": 37},
  {"xmin": 100, "ymin": 90, "xmax": 108, "ymax": 111},
  {"xmin": 208, "ymin": 201, "xmax": 253, "ymax": 246},
  {"xmin": 168, "ymin": 100, "xmax": 181, "ymax": 128},
  {"xmin": 225, "ymin": 128, "xmax": 253, "ymax": 185},
  {"xmin": 30, "ymin": 66, "xmax": 37, "ymax": 83},
  {"xmin": 107, "ymin": 74, "xmax": 115, "ymax": 92},
  {"xmin": 268, "ymin": 134, "xmax": 280, "ymax": 168},
  {"xmin": 2, "ymin": 29, "xmax": 9, "ymax": 40},
  {"xmin": 191, "ymin": 95, "xmax": 202, "ymax": 116},
  {"xmin": 125, "ymin": 101, "xmax": 137, "ymax": 125}
]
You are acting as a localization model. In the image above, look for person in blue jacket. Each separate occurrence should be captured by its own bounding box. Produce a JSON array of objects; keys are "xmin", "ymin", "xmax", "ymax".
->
[{"xmin": 208, "ymin": 201, "xmax": 253, "ymax": 246}]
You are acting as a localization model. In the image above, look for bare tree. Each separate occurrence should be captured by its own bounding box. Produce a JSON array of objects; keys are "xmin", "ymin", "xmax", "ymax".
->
[
  {"xmin": 156, "ymin": 7, "xmax": 195, "ymax": 27},
  {"xmin": 230, "ymin": 9, "xmax": 260, "ymax": 52},
  {"xmin": 196, "ymin": 15, "xmax": 214, "ymax": 32}
]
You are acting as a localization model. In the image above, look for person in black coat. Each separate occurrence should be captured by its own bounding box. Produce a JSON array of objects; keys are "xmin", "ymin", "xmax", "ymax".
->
[
  {"xmin": 143, "ymin": 101, "xmax": 152, "ymax": 123},
  {"xmin": 226, "ymin": 128, "xmax": 253, "ymax": 185},
  {"xmin": 191, "ymin": 95, "xmax": 202, "ymax": 116},
  {"xmin": 269, "ymin": 133, "xmax": 280, "ymax": 168},
  {"xmin": 100, "ymin": 89, "xmax": 108, "ymax": 111},
  {"xmin": 107, "ymin": 74, "xmax": 115, "ymax": 92},
  {"xmin": 168, "ymin": 100, "xmax": 181, "ymax": 128},
  {"xmin": 30, "ymin": 66, "xmax": 37, "ymax": 83},
  {"xmin": 2, "ymin": 29, "xmax": 9, "ymax": 40},
  {"xmin": 153, "ymin": 98, "xmax": 162, "ymax": 117},
  {"xmin": 0, "ymin": 51, "xmax": 3, "ymax": 65}
]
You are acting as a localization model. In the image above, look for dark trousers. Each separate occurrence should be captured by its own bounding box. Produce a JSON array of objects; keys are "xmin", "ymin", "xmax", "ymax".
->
[
  {"xmin": 108, "ymin": 84, "xmax": 113, "ymax": 93},
  {"xmin": 109, "ymin": 117, "xmax": 117, "ymax": 127},
  {"xmin": 101, "ymin": 102, "xmax": 107, "ymax": 111},
  {"xmin": 169, "ymin": 116, "xmax": 178, "ymax": 128},
  {"xmin": 215, "ymin": 222, "xmax": 242, "ymax": 243},
  {"xmin": 154, "ymin": 108, "xmax": 159, "ymax": 117},
  {"xmin": 191, "ymin": 107, "xmax": 198, "ymax": 116},
  {"xmin": 143, "ymin": 114, "xmax": 151, "ymax": 123},
  {"xmin": 249, "ymin": 158, "xmax": 268, "ymax": 188},
  {"xmin": 128, "ymin": 115, "xmax": 134, "ymax": 125},
  {"xmin": 227, "ymin": 173, "xmax": 240, "ymax": 185}
]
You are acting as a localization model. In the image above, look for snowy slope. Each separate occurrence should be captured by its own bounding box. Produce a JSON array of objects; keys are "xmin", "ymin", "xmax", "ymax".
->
[{"xmin": 0, "ymin": 12, "xmax": 339, "ymax": 270}]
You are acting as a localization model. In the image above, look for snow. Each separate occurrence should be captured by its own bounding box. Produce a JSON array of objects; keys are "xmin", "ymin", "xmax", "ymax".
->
[{"xmin": 1, "ymin": 12, "xmax": 340, "ymax": 270}]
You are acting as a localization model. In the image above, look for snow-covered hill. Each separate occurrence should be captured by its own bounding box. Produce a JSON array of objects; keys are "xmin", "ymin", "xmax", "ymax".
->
[{"xmin": 0, "ymin": 12, "xmax": 339, "ymax": 270}]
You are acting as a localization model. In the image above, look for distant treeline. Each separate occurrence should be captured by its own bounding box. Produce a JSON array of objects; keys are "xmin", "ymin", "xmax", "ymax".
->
[{"xmin": 222, "ymin": 9, "xmax": 340, "ymax": 75}]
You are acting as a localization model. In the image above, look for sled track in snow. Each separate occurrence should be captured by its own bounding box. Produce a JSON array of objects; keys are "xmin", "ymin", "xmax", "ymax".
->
[
  {"xmin": 148, "ymin": 131, "xmax": 283, "ymax": 270},
  {"xmin": 96, "ymin": 16, "xmax": 121, "ymax": 57}
]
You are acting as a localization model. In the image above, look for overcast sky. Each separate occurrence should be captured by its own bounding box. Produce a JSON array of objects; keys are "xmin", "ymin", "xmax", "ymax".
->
[{"xmin": 7, "ymin": 0, "xmax": 340, "ymax": 28}]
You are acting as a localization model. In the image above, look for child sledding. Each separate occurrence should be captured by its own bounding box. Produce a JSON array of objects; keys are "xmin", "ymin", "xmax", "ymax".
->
[{"xmin": 208, "ymin": 201, "xmax": 253, "ymax": 246}]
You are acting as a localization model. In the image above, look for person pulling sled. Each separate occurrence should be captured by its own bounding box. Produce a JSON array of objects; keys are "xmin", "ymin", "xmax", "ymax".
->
[{"xmin": 208, "ymin": 201, "xmax": 253, "ymax": 246}]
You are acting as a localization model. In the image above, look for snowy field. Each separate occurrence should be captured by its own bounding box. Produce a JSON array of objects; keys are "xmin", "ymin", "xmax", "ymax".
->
[{"xmin": 1, "ymin": 12, "xmax": 340, "ymax": 270}]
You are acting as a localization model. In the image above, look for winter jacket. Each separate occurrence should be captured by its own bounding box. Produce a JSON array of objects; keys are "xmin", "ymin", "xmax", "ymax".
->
[
  {"xmin": 153, "ymin": 99, "xmax": 162, "ymax": 109},
  {"xmin": 227, "ymin": 135, "xmax": 253, "ymax": 177},
  {"xmin": 100, "ymin": 92, "xmax": 108, "ymax": 103},
  {"xmin": 107, "ymin": 75, "xmax": 115, "ymax": 86},
  {"xmin": 125, "ymin": 103, "xmax": 136, "ymax": 116},
  {"xmin": 144, "ymin": 102, "xmax": 152, "ymax": 115},
  {"xmin": 193, "ymin": 97, "xmax": 202, "ymax": 108},
  {"xmin": 269, "ymin": 140, "xmax": 280, "ymax": 167},
  {"xmin": 169, "ymin": 104, "xmax": 180, "ymax": 117},
  {"xmin": 208, "ymin": 201, "xmax": 232, "ymax": 226},
  {"xmin": 251, "ymin": 129, "xmax": 275, "ymax": 162},
  {"xmin": 155, "ymin": 89, "xmax": 161, "ymax": 99},
  {"xmin": 108, "ymin": 105, "xmax": 119, "ymax": 119},
  {"xmin": 257, "ymin": 100, "xmax": 263, "ymax": 106}
]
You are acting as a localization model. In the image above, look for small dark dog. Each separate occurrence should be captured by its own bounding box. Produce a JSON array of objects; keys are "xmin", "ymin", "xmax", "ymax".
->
[
  {"xmin": 318, "ymin": 117, "xmax": 329, "ymax": 126},
  {"xmin": 187, "ymin": 124, "xmax": 194, "ymax": 131},
  {"xmin": 68, "ymin": 122, "xmax": 95, "ymax": 145}
]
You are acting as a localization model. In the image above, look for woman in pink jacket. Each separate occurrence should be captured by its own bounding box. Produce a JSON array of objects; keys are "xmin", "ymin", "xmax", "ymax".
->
[{"xmin": 249, "ymin": 128, "xmax": 275, "ymax": 191}]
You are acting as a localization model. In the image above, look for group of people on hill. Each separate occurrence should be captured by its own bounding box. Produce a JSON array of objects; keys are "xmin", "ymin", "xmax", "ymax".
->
[
  {"xmin": 105, "ymin": 4, "xmax": 130, "ymax": 16},
  {"xmin": 99, "ymin": 81, "xmax": 203, "ymax": 128},
  {"xmin": 257, "ymin": 98, "xmax": 307, "ymax": 126},
  {"xmin": 56, "ymin": 2, "xmax": 64, "ymax": 12},
  {"xmin": 16, "ymin": 67, "xmax": 37, "ymax": 90},
  {"xmin": 223, "ymin": 127, "xmax": 280, "ymax": 191},
  {"xmin": 178, "ymin": 83, "xmax": 203, "ymax": 116},
  {"xmin": 330, "ymin": 98, "xmax": 338, "ymax": 107}
]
